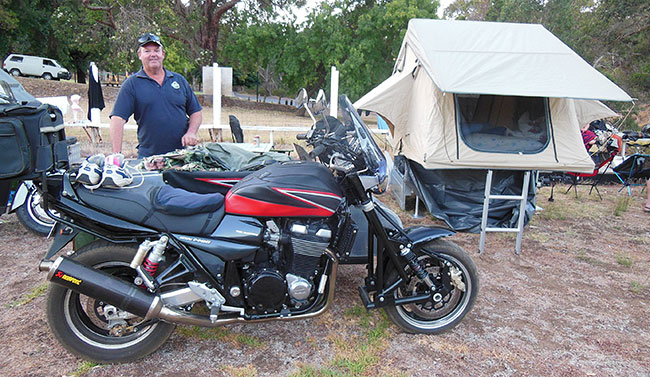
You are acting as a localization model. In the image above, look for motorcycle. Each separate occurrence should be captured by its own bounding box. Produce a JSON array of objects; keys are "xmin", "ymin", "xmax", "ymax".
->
[{"xmin": 36, "ymin": 95, "xmax": 479, "ymax": 363}]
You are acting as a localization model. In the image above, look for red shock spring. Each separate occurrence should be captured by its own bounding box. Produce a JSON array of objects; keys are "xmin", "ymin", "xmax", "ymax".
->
[{"xmin": 142, "ymin": 257, "xmax": 159, "ymax": 276}]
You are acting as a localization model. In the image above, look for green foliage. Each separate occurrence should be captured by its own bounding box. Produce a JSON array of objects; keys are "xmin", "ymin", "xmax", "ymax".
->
[
  {"xmin": 2, "ymin": 0, "xmax": 648, "ymax": 100},
  {"xmin": 629, "ymin": 281, "xmax": 644, "ymax": 294},
  {"xmin": 70, "ymin": 361, "xmax": 99, "ymax": 377},
  {"xmin": 616, "ymin": 254, "xmax": 633, "ymax": 267},
  {"xmin": 613, "ymin": 196, "xmax": 630, "ymax": 216},
  {"xmin": 292, "ymin": 309, "xmax": 392, "ymax": 376},
  {"xmin": 0, "ymin": 0, "xmax": 55, "ymax": 58},
  {"xmin": 7, "ymin": 283, "xmax": 48, "ymax": 308},
  {"xmin": 221, "ymin": 0, "xmax": 440, "ymax": 99},
  {"xmin": 50, "ymin": 3, "xmax": 113, "ymax": 80}
]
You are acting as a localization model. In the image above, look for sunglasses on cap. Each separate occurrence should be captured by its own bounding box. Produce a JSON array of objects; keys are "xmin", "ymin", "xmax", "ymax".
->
[{"xmin": 138, "ymin": 33, "xmax": 162, "ymax": 47}]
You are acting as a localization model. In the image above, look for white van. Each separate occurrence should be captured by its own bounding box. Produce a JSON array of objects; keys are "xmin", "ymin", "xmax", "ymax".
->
[{"xmin": 2, "ymin": 54, "xmax": 71, "ymax": 80}]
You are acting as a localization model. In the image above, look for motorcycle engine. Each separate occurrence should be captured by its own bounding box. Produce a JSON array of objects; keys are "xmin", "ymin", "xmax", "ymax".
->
[
  {"xmin": 245, "ymin": 219, "xmax": 332, "ymax": 313},
  {"xmin": 244, "ymin": 268, "xmax": 286, "ymax": 313},
  {"xmin": 285, "ymin": 220, "xmax": 331, "ymax": 307}
]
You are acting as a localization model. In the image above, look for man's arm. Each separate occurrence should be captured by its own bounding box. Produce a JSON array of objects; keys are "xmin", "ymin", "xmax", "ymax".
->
[
  {"xmin": 182, "ymin": 110, "xmax": 202, "ymax": 147},
  {"xmin": 110, "ymin": 115, "xmax": 127, "ymax": 153}
]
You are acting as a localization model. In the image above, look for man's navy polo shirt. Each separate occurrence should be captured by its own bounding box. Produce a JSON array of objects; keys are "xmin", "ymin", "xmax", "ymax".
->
[{"xmin": 110, "ymin": 68, "xmax": 202, "ymax": 157}]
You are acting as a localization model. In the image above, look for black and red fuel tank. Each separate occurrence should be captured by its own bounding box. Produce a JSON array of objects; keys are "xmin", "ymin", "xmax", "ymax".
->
[{"xmin": 225, "ymin": 161, "xmax": 343, "ymax": 217}]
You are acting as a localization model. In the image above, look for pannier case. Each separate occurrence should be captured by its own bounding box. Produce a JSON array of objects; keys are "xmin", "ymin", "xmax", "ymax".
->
[{"xmin": 0, "ymin": 103, "xmax": 68, "ymax": 180}]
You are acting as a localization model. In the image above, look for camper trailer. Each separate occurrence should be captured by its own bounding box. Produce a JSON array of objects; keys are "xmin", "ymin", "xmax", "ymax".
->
[{"xmin": 355, "ymin": 19, "xmax": 633, "ymax": 233}]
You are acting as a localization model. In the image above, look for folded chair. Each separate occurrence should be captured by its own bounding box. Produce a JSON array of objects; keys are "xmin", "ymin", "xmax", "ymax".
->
[
  {"xmin": 552, "ymin": 135, "xmax": 621, "ymax": 200},
  {"xmin": 613, "ymin": 153, "xmax": 650, "ymax": 195}
]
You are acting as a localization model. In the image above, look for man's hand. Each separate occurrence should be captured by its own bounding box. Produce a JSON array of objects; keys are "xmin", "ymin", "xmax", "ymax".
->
[
  {"xmin": 182, "ymin": 131, "xmax": 198, "ymax": 147},
  {"xmin": 183, "ymin": 110, "xmax": 202, "ymax": 147}
]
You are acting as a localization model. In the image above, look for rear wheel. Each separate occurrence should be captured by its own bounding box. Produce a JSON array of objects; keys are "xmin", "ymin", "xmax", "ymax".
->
[
  {"xmin": 384, "ymin": 239, "xmax": 479, "ymax": 334},
  {"xmin": 10, "ymin": 69, "xmax": 20, "ymax": 76},
  {"xmin": 15, "ymin": 187, "xmax": 55, "ymax": 236},
  {"xmin": 42, "ymin": 72, "xmax": 53, "ymax": 80},
  {"xmin": 46, "ymin": 242, "xmax": 176, "ymax": 363}
]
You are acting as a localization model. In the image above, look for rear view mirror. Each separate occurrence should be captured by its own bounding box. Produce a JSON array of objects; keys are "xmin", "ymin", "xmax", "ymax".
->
[
  {"xmin": 294, "ymin": 88, "xmax": 308, "ymax": 109},
  {"xmin": 312, "ymin": 89, "xmax": 328, "ymax": 114}
]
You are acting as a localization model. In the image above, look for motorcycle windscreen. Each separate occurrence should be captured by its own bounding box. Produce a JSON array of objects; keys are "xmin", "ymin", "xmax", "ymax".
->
[{"xmin": 225, "ymin": 161, "xmax": 343, "ymax": 217}]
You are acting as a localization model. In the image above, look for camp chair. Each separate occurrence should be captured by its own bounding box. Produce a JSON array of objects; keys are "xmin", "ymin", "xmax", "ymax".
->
[
  {"xmin": 613, "ymin": 153, "xmax": 650, "ymax": 196},
  {"xmin": 229, "ymin": 115, "xmax": 244, "ymax": 143},
  {"xmin": 561, "ymin": 134, "xmax": 621, "ymax": 200}
]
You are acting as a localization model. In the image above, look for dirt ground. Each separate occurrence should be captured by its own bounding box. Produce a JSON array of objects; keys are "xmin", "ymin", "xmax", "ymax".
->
[
  {"xmin": 1, "ymin": 77, "xmax": 649, "ymax": 376},
  {"xmin": 1, "ymin": 184, "xmax": 649, "ymax": 377}
]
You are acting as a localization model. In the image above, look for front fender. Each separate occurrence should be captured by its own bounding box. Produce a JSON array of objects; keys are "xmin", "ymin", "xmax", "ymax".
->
[{"xmin": 404, "ymin": 226, "xmax": 454, "ymax": 247}]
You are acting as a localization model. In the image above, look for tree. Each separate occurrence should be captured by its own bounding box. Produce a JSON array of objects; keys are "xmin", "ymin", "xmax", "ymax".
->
[
  {"xmin": 0, "ymin": 0, "xmax": 56, "ymax": 59},
  {"xmin": 587, "ymin": 0, "xmax": 650, "ymax": 99},
  {"xmin": 274, "ymin": 0, "xmax": 440, "ymax": 99},
  {"xmin": 80, "ymin": 0, "xmax": 294, "ymax": 68},
  {"xmin": 50, "ymin": 3, "xmax": 113, "ymax": 83}
]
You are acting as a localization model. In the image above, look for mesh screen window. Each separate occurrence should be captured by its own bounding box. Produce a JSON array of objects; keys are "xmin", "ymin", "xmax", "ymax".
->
[{"xmin": 456, "ymin": 94, "xmax": 550, "ymax": 154}]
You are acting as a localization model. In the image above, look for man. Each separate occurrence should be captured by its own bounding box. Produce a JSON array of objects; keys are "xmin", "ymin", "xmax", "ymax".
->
[{"xmin": 110, "ymin": 32, "xmax": 202, "ymax": 157}]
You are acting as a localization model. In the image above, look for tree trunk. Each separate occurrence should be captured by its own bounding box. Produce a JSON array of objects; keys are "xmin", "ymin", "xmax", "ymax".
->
[{"xmin": 76, "ymin": 69, "xmax": 87, "ymax": 84}]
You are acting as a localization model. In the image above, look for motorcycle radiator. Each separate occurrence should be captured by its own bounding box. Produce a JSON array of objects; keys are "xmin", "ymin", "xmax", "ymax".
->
[{"xmin": 289, "ymin": 222, "xmax": 331, "ymax": 279}]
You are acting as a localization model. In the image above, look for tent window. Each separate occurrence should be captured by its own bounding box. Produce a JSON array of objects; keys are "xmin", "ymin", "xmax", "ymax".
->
[{"xmin": 455, "ymin": 94, "xmax": 550, "ymax": 154}]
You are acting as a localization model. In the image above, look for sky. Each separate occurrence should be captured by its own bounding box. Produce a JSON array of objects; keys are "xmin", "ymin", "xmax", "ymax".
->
[{"xmin": 282, "ymin": 0, "xmax": 455, "ymax": 24}]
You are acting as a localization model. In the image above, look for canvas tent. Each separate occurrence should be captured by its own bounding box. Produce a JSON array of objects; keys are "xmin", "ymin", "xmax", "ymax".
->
[
  {"xmin": 355, "ymin": 19, "xmax": 632, "ymax": 173},
  {"xmin": 354, "ymin": 19, "xmax": 633, "ymax": 232}
]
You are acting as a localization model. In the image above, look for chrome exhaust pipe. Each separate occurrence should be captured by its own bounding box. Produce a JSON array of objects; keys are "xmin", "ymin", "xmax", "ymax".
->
[{"xmin": 40, "ymin": 248, "xmax": 339, "ymax": 328}]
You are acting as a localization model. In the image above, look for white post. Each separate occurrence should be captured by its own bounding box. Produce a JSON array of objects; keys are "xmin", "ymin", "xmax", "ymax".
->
[
  {"xmin": 89, "ymin": 62, "xmax": 101, "ymax": 126},
  {"xmin": 90, "ymin": 108, "xmax": 101, "ymax": 126},
  {"xmin": 330, "ymin": 66, "xmax": 339, "ymax": 117},
  {"xmin": 213, "ymin": 63, "xmax": 221, "ymax": 133}
]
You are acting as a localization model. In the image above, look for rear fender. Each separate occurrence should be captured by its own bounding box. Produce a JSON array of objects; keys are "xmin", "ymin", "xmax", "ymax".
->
[{"xmin": 10, "ymin": 181, "xmax": 33, "ymax": 212}]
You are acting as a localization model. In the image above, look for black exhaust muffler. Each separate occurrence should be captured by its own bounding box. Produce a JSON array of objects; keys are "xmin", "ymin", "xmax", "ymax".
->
[{"xmin": 40, "ymin": 257, "xmax": 162, "ymax": 319}]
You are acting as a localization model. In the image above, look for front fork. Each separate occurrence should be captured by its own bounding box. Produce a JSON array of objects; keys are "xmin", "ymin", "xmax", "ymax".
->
[{"xmin": 345, "ymin": 174, "xmax": 437, "ymax": 309}]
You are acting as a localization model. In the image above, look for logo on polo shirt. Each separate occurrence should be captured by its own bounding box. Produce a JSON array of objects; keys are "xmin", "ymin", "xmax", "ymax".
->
[{"xmin": 171, "ymin": 81, "xmax": 180, "ymax": 89}]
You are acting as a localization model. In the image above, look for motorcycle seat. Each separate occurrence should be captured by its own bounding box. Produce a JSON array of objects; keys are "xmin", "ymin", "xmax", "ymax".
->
[{"xmin": 76, "ymin": 173, "xmax": 225, "ymax": 236}]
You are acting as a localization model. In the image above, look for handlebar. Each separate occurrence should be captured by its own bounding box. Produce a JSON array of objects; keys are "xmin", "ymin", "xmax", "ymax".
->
[
  {"xmin": 296, "ymin": 133, "xmax": 308, "ymax": 140},
  {"xmin": 309, "ymin": 145, "xmax": 325, "ymax": 158}
]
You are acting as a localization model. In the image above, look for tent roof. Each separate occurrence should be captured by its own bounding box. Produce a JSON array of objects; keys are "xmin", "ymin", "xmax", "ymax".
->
[{"xmin": 397, "ymin": 19, "xmax": 632, "ymax": 102}]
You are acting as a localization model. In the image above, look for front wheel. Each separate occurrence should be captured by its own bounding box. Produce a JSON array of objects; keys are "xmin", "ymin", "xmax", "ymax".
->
[
  {"xmin": 42, "ymin": 72, "xmax": 53, "ymax": 80},
  {"xmin": 384, "ymin": 239, "xmax": 479, "ymax": 334},
  {"xmin": 46, "ymin": 242, "xmax": 176, "ymax": 363}
]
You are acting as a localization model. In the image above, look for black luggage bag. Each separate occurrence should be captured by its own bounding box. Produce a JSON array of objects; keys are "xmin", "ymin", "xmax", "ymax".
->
[{"xmin": 0, "ymin": 102, "xmax": 68, "ymax": 180}]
